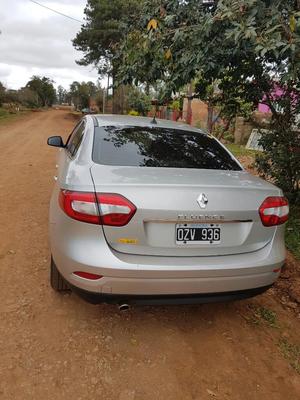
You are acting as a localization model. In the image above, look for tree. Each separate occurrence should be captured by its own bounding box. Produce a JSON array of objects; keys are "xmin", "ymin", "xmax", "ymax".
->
[
  {"xmin": 18, "ymin": 87, "xmax": 39, "ymax": 108},
  {"xmin": 0, "ymin": 82, "xmax": 5, "ymax": 106},
  {"xmin": 127, "ymin": 86, "xmax": 151, "ymax": 115},
  {"xmin": 4, "ymin": 89, "xmax": 20, "ymax": 107},
  {"xmin": 194, "ymin": 76, "xmax": 255, "ymax": 136},
  {"xmin": 73, "ymin": 0, "xmax": 140, "ymax": 74},
  {"xmin": 73, "ymin": 0, "xmax": 141, "ymax": 112},
  {"xmin": 57, "ymin": 85, "xmax": 67, "ymax": 104},
  {"xmin": 69, "ymin": 81, "xmax": 98, "ymax": 110},
  {"xmin": 26, "ymin": 76, "xmax": 56, "ymax": 107},
  {"xmin": 69, "ymin": 81, "xmax": 81, "ymax": 110},
  {"xmin": 117, "ymin": 0, "xmax": 300, "ymax": 202}
]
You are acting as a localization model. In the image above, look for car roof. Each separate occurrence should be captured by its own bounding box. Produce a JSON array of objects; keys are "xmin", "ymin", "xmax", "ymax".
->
[{"xmin": 90, "ymin": 114, "xmax": 207, "ymax": 134}]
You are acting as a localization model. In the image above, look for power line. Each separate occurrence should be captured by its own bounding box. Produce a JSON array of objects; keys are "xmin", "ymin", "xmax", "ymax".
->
[{"xmin": 29, "ymin": 0, "xmax": 84, "ymax": 24}]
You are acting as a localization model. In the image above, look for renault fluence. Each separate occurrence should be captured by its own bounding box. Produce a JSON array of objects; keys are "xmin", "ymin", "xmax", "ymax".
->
[{"xmin": 47, "ymin": 115, "xmax": 288, "ymax": 305}]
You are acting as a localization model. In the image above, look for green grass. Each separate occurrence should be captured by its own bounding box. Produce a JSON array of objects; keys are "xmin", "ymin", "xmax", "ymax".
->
[
  {"xmin": 225, "ymin": 143, "xmax": 258, "ymax": 158},
  {"xmin": 279, "ymin": 338, "xmax": 300, "ymax": 373},
  {"xmin": 0, "ymin": 108, "xmax": 29, "ymax": 124},
  {"xmin": 258, "ymin": 307, "xmax": 278, "ymax": 328},
  {"xmin": 286, "ymin": 207, "xmax": 300, "ymax": 260},
  {"xmin": 247, "ymin": 305, "xmax": 279, "ymax": 328},
  {"xmin": 0, "ymin": 108, "xmax": 10, "ymax": 120}
]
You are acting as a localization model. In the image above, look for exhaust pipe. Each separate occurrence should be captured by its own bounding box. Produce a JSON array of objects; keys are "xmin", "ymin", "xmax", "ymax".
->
[{"xmin": 118, "ymin": 303, "xmax": 130, "ymax": 312}]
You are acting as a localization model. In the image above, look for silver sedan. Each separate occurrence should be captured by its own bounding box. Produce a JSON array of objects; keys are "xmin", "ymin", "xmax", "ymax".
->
[{"xmin": 47, "ymin": 115, "xmax": 289, "ymax": 306}]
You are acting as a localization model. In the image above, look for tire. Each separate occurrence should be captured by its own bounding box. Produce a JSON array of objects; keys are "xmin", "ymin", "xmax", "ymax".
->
[{"xmin": 50, "ymin": 257, "xmax": 70, "ymax": 292}]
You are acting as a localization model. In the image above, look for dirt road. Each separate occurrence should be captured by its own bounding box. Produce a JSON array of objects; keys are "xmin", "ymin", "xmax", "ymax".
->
[{"xmin": 0, "ymin": 109, "xmax": 300, "ymax": 400}]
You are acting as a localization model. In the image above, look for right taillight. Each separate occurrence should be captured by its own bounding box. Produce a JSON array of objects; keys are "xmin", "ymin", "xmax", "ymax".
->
[
  {"xmin": 259, "ymin": 196, "xmax": 289, "ymax": 227},
  {"xmin": 59, "ymin": 190, "xmax": 136, "ymax": 226}
]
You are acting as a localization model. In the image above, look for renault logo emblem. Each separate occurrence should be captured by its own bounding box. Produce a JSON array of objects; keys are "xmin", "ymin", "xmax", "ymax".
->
[{"xmin": 197, "ymin": 193, "xmax": 208, "ymax": 209}]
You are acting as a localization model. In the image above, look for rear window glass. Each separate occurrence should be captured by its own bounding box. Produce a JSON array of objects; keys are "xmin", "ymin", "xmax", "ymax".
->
[{"xmin": 92, "ymin": 126, "xmax": 242, "ymax": 171}]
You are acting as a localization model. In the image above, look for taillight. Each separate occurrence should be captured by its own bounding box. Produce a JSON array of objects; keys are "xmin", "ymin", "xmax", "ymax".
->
[
  {"xmin": 259, "ymin": 196, "xmax": 289, "ymax": 227},
  {"xmin": 59, "ymin": 190, "xmax": 136, "ymax": 226},
  {"xmin": 59, "ymin": 190, "xmax": 100, "ymax": 224},
  {"xmin": 96, "ymin": 193, "xmax": 136, "ymax": 226}
]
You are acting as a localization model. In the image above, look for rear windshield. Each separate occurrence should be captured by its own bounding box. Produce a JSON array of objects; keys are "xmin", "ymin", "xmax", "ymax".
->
[{"xmin": 93, "ymin": 126, "xmax": 242, "ymax": 171}]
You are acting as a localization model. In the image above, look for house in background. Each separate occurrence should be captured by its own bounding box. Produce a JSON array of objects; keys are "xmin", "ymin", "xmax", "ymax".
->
[{"xmin": 258, "ymin": 86, "xmax": 286, "ymax": 114}]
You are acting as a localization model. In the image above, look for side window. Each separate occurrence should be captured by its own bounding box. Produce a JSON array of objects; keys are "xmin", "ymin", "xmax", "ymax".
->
[{"xmin": 66, "ymin": 121, "xmax": 85, "ymax": 158}]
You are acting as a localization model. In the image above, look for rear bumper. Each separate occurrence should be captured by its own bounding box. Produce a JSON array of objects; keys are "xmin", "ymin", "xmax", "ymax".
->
[
  {"xmin": 70, "ymin": 284, "xmax": 273, "ymax": 305},
  {"xmin": 50, "ymin": 205, "xmax": 286, "ymax": 299}
]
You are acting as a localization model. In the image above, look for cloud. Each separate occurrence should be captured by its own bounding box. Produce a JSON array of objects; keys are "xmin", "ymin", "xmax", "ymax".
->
[
  {"xmin": 0, "ymin": 0, "xmax": 100, "ymax": 90},
  {"xmin": 0, "ymin": 64, "xmax": 12, "ymax": 80}
]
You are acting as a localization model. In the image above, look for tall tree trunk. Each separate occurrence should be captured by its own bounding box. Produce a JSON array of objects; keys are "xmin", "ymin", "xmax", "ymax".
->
[
  {"xmin": 112, "ymin": 69, "xmax": 117, "ymax": 114},
  {"xmin": 186, "ymin": 83, "xmax": 193, "ymax": 125},
  {"xmin": 218, "ymin": 117, "xmax": 232, "ymax": 140},
  {"xmin": 111, "ymin": 67, "xmax": 123, "ymax": 115},
  {"xmin": 207, "ymin": 102, "xmax": 214, "ymax": 133}
]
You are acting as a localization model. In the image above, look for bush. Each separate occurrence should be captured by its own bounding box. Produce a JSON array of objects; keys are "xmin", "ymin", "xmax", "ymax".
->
[
  {"xmin": 0, "ymin": 108, "xmax": 9, "ymax": 119},
  {"xmin": 223, "ymin": 131, "xmax": 234, "ymax": 143},
  {"xmin": 256, "ymin": 122, "xmax": 300, "ymax": 204},
  {"xmin": 128, "ymin": 110, "xmax": 139, "ymax": 116},
  {"xmin": 169, "ymin": 99, "xmax": 180, "ymax": 111},
  {"xmin": 195, "ymin": 120, "xmax": 206, "ymax": 130},
  {"xmin": 127, "ymin": 87, "xmax": 151, "ymax": 116}
]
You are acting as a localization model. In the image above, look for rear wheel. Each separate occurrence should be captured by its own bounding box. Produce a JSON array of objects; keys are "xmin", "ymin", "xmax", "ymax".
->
[{"xmin": 50, "ymin": 257, "xmax": 70, "ymax": 292}]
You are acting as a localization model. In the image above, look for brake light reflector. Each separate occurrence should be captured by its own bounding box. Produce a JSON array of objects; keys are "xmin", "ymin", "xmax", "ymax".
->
[
  {"xmin": 259, "ymin": 197, "xmax": 289, "ymax": 227},
  {"xmin": 59, "ymin": 190, "xmax": 136, "ymax": 226},
  {"xmin": 96, "ymin": 193, "xmax": 137, "ymax": 227},
  {"xmin": 74, "ymin": 271, "xmax": 103, "ymax": 280}
]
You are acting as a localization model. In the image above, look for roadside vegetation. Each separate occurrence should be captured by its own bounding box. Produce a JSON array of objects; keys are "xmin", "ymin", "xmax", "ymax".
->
[
  {"xmin": 286, "ymin": 207, "xmax": 300, "ymax": 260},
  {"xmin": 225, "ymin": 144, "xmax": 258, "ymax": 158},
  {"xmin": 279, "ymin": 338, "xmax": 300, "ymax": 374},
  {"xmin": 243, "ymin": 302, "xmax": 300, "ymax": 373},
  {"xmin": 226, "ymin": 143, "xmax": 300, "ymax": 261},
  {"xmin": 243, "ymin": 304, "xmax": 279, "ymax": 328},
  {"xmin": 0, "ymin": 108, "xmax": 28, "ymax": 123},
  {"xmin": 0, "ymin": 108, "xmax": 11, "ymax": 120},
  {"xmin": 0, "ymin": 76, "xmax": 57, "ymax": 124}
]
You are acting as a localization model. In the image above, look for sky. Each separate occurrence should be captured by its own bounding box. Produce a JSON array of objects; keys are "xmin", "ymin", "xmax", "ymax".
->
[{"xmin": 0, "ymin": 0, "xmax": 100, "ymax": 90}]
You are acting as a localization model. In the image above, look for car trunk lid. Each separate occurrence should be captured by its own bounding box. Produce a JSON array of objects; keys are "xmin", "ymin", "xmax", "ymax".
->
[{"xmin": 91, "ymin": 165, "xmax": 280, "ymax": 257}]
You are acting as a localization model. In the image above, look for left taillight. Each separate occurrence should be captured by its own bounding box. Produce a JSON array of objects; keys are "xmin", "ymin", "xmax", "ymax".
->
[
  {"xmin": 259, "ymin": 196, "xmax": 289, "ymax": 227},
  {"xmin": 59, "ymin": 190, "xmax": 100, "ymax": 224},
  {"xmin": 59, "ymin": 190, "xmax": 136, "ymax": 226}
]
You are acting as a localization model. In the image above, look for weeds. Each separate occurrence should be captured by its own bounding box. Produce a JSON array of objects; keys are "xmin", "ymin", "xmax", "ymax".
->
[
  {"xmin": 279, "ymin": 338, "xmax": 300, "ymax": 373},
  {"xmin": 245, "ymin": 305, "xmax": 279, "ymax": 328},
  {"xmin": 286, "ymin": 207, "xmax": 300, "ymax": 261},
  {"xmin": 225, "ymin": 144, "xmax": 258, "ymax": 158}
]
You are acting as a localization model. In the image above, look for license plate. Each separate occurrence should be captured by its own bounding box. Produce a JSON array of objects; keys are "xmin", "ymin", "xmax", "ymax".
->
[{"xmin": 176, "ymin": 223, "xmax": 221, "ymax": 245}]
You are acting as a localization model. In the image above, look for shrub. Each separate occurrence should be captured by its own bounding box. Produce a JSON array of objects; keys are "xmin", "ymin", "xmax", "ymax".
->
[
  {"xmin": 223, "ymin": 131, "xmax": 234, "ymax": 143},
  {"xmin": 128, "ymin": 110, "xmax": 139, "ymax": 116},
  {"xmin": 256, "ymin": 120, "xmax": 300, "ymax": 204}
]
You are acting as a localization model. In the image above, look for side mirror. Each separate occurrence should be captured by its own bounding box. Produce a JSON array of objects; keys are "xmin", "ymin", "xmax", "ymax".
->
[{"xmin": 47, "ymin": 136, "xmax": 65, "ymax": 148}]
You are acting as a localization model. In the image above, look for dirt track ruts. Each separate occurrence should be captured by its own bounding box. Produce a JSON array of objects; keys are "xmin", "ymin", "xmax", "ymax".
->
[{"xmin": 0, "ymin": 109, "xmax": 300, "ymax": 400}]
